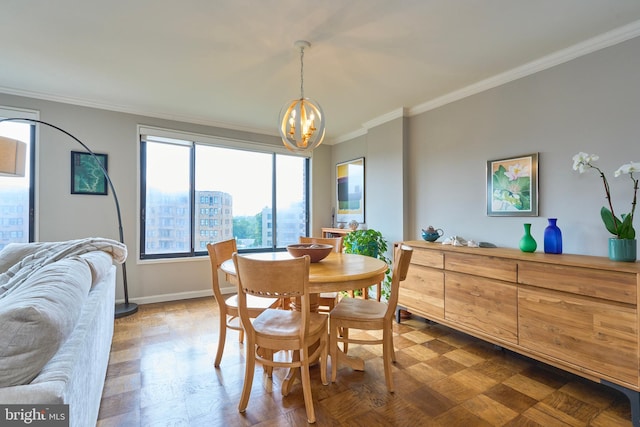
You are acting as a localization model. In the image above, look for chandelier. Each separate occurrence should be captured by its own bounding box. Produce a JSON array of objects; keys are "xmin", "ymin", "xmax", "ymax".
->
[{"xmin": 279, "ymin": 40, "xmax": 326, "ymax": 152}]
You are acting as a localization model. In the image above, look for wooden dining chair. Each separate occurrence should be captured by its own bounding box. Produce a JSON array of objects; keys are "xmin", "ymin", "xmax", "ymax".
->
[
  {"xmin": 299, "ymin": 236, "xmax": 343, "ymax": 313},
  {"xmin": 329, "ymin": 243, "xmax": 413, "ymax": 392},
  {"xmin": 206, "ymin": 239, "xmax": 280, "ymax": 367},
  {"xmin": 233, "ymin": 253, "xmax": 329, "ymax": 424}
]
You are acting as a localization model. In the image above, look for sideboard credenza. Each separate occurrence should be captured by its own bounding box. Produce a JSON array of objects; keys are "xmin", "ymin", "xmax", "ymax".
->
[{"xmin": 397, "ymin": 240, "xmax": 640, "ymax": 426}]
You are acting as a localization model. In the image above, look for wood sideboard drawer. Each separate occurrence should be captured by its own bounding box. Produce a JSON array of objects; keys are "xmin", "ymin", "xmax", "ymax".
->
[
  {"xmin": 444, "ymin": 252, "xmax": 517, "ymax": 282},
  {"xmin": 518, "ymin": 261, "xmax": 637, "ymax": 305},
  {"xmin": 519, "ymin": 286, "xmax": 639, "ymax": 386},
  {"xmin": 399, "ymin": 265, "xmax": 444, "ymax": 319},
  {"xmin": 444, "ymin": 271, "xmax": 518, "ymax": 344},
  {"xmin": 410, "ymin": 248, "xmax": 444, "ymax": 268}
]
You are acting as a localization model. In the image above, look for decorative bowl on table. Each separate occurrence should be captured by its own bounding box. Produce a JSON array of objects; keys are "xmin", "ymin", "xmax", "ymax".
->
[{"xmin": 286, "ymin": 243, "xmax": 333, "ymax": 263}]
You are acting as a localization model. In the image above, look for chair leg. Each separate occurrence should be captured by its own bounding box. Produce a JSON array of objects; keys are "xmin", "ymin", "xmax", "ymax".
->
[
  {"xmin": 299, "ymin": 347, "xmax": 316, "ymax": 424},
  {"xmin": 238, "ymin": 327, "xmax": 244, "ymax": 343},
  {"xmin": 264, "ymin": 349, "xmax": 274, "ymax": 377},
  {"xmin": 330, "ymin": 322, "xmax": 338, "ymax": 383},
  {"xmin": 383, "ymin": 328, "xmax": 394, "ymax": 392},
  {"xmin": 320, "ymin": 332, "xmax": 328, "ymax": 386},
  {"xmin": 214, "ymin": 314, "xmax": 227, "ymax": 367},
  {"xmin": 342, "ymin": 328, "xmax": 349, "ymax": 354},
  {"xmin": 238, "ymin": 339, "xmax": 256, "ymax": 412}
]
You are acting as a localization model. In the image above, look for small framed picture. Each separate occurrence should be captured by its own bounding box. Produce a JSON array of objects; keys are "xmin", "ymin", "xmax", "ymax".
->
[
  {"xmin": 336, "ymin": 157, "xmax": 365, "ymax": 224},
  {"xmin": 487, "ymin": 153, "xmax": 538, "ymax": 216},
  {"xmin": 71, "ymin": 151, "xmax": 108, "ymax": 195}
]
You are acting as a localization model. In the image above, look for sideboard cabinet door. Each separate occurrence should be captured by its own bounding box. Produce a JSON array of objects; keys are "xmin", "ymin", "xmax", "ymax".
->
[
  {"xmin": 519, "ymin": 286, "xmax": 638, "ymax": 387},
  {"xmin": 445, "ymin": 271, "xmax": 518, "ymax": 344},
  {"xmin": 399, "ymin": 264, "xmax": 444, "ymax": 320}
]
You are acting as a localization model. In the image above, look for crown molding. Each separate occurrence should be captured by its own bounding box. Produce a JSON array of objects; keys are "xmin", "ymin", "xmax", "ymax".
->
[
  {"xmin": 362, "ymin": 108, "xmax": 408, "ymax": 130},
  {"xmin": 331, "ymin": 19, "xmax": 640, "ymax": 144},
  {"xmin": 0, "ymin": 86, "xmax": 279, "ymax": 137},
  {"xmin": 4, "ymin": 19, "xmax": 640, "ymax": 146},
  {"xmin": 329, "ymin": 127, "xmax": 367, "ymax": 145},
  {"xmin": 329, "ymin": 108, "xmax": 407, "ymax": 145},
  {"xmin": 408, "ymin": 19, "xmax": 640, "ymax": 117}
]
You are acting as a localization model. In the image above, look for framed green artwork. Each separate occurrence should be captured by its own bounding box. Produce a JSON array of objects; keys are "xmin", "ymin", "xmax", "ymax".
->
[
  {"xmin": 71, "ymin": 151, "xmax": 108, "ymax": 195},
  {"xmin": 487, "ymin": 153, "xmax": 538, "ymax": 216}
]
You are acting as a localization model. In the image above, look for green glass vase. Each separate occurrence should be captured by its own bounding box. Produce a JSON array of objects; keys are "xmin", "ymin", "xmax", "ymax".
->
[{"xmin": 519, "ymin": 223, "xmax": 537, "ymax": 253}]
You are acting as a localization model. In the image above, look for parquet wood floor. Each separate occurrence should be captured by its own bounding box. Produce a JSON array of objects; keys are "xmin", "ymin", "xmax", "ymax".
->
[{"xmin": 97, "ymin": 297, "xmax": 633, "ymax": 426}]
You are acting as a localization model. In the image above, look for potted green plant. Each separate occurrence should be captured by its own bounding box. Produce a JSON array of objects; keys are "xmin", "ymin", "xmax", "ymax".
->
[
  {"xmin": 572, "ymin": 152, "xmax": 638, "ymax": 261},
  {"xmin": 343, "ymin": 229, "xmax": 392, "ymax": 300}
]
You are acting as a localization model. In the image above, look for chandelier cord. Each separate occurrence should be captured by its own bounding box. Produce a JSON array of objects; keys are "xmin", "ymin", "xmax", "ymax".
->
[{"xmin": 299, "ymin": 46, "xmax": 305, "ymax": 99}]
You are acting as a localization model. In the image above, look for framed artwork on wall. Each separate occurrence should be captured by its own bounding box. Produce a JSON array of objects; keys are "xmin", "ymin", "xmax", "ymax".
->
[
  {"xmin": 487, "ymin": 152, "xmax": 538, "ymax": 216},
  {"xmin": 336, "ymin": 157, "xmax": 365, "ymax": 224},
  {"xmin": 71, "ymin": 151, "xmax": 108, "ymax": 195}
]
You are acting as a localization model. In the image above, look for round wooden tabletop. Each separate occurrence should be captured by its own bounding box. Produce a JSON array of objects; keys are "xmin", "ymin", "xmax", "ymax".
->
[{"xmin": 220, "ymin": 251, "xmax": 388, "ymax": 294}]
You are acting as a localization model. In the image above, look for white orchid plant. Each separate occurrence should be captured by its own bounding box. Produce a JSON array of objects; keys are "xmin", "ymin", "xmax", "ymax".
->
[{"xmin": 572, "ymin": 152, "xmax": 639, "ymax": 240}]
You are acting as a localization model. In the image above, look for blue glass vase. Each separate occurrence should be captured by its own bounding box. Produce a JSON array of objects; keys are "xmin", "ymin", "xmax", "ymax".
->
[{"xmin": 543, "ymin": 218, "xmax": 562, "ymax": 254}]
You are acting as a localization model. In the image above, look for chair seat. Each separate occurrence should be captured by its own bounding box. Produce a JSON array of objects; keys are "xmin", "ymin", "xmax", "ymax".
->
[
  {"xmin": 254, "ymin": 309, "xmax": 328, "ymax": 340},
  {"xmin": 330, "ymin": 297, "xmax": 386, "ymax": 321},
  {"xmin": 319, "ymin": 292, "xmax": 338, "ymax": 298},
  {"xmin": 226, "ymin": 294, "xmax": 280, "ymax": 310}
]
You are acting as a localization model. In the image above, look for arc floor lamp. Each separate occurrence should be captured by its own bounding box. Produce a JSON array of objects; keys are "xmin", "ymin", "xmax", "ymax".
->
[{"xmin": 0, "ymin": 118, "xmax": 137, "ymax": 318}]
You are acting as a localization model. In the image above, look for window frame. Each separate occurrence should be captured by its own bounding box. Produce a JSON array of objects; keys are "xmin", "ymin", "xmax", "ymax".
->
[
  {"xmin": 0, "ymin": 107, "xmax": 38, "ymax": 248},
  {"xmin": 139, "ymin": 127, "xmax": 310, "ymax": 260}
]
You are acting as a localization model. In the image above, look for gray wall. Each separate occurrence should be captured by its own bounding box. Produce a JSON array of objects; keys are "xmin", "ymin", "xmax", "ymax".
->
[
  {"xmin": 3, "ymin": 34, "xmax": 640, "ymax": 304},
  {"xmin": 329, "ymin": 118, "xmax": 408, "ymax": 259},
  {"xmin": 0, "ymin": 94, "xmax": 332, "ymax": 303},
  {"xmin": 333, "ymin": 36, "xmax": 640, "ymax": 257},
  {"xmin": 408, "ymin": 35, "xmax": 640, "ymax": 256}
]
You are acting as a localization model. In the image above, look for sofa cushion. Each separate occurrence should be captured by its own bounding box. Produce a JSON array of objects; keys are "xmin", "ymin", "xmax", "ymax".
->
[
  {"xmin": 80, "ymin": 251, "xmax": 116, "ymax": 287},
  {"xmin": 0, "ymin": 256, "xmax": 91, "ymax": 387},
  {"xmin": 0, "ymin": 242, "xmax": 41, "ymax": 274}
]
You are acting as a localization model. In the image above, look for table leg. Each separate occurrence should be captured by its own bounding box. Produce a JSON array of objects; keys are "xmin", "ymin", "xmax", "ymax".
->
[
  {"xmin": 281, "ymin": 351, "xmax": 300, "ymax": 396},
  {"xmin": 288, "ymin": 294, "xmax": 320, "ymax": 312},
  {"xmin": 280, "ymin": 292, "xmax": 321, "ymax": 396}
]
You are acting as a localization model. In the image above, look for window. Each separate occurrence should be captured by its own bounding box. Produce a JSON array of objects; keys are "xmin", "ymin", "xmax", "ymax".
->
[
  {"xmin": 140, "ymin": 129, "xmax": 309, "ymax": 259},
  {"xmin": 0, "ymin": 109, "xmax": 36, "ymax": 250}
]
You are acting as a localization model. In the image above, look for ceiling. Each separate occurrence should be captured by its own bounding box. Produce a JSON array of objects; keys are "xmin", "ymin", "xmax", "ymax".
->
[{"xmin": 3, "ymin": 1, "xmax": 640, "ymax": 143}]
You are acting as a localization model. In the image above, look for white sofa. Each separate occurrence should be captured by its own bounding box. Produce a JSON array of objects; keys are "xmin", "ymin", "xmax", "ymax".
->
[{"xmin": 0, "ymin": 238, "xmax": 127, "ymax": 427}]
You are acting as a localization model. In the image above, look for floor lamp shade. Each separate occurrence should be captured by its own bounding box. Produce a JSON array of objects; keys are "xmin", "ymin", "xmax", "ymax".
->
[
  {"xmin": 0, "ymin": 136, "xmax": 27, "ymax": 177},
  {"xmin": 0, "ymin": 118, "xmax": 137, "ymax": 318}
]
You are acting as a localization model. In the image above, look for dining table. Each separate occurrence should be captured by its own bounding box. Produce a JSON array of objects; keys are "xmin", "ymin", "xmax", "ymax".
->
[{"xmin": 220, "ymin": 250, "xmax": 388, "ymax": 393}]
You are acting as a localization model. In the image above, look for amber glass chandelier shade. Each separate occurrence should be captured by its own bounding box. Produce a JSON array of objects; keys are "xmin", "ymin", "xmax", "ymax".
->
[{"xmin": 278, "ymin": 97, "xmax": 325, "ymax": 152}]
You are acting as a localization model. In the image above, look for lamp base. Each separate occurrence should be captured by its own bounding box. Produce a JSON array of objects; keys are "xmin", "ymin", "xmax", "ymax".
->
[{"xmin": 115, "ymin": 302, "xmax": 139, "ymax": 318}]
